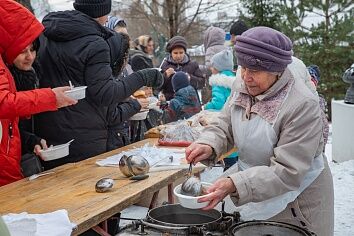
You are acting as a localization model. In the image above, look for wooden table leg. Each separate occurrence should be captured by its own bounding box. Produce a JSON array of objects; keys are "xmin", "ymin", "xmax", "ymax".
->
[
  {"xmin": 149, "ymin": 190, "xmax": 159, "ymax": 209},
  {"xmin": 92, "ymin": 224, "xmax": 111, "ymax": 236},
  {"xmin": 168, "ymin": 183, "xmax": 174, "ymax": 204}
]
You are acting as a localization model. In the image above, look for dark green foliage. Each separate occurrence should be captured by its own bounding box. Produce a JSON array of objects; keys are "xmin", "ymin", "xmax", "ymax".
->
[{"xmin": 239, "ymin": 0, "xmax": 354, "ymax": 119}]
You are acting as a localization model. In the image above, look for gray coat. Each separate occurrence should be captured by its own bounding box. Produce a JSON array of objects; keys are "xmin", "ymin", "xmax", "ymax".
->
[{"xmin": 196, "ymin": 68, "xmax": 334, "ymax": 236}]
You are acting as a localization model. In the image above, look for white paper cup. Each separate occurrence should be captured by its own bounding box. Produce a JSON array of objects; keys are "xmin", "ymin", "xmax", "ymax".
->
[
  {"xmin": 39, "ymin": 143, "xmax": 70, "ymax": 161},
  {"xmin": 64, "ymin": 86, "xmax": 87, "ymax": 100}
]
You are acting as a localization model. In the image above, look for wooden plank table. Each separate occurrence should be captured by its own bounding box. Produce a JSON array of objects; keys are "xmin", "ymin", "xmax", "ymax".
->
[{"xmin": 0, "ymin": 138, "xmax": 197, "ymax": 235}]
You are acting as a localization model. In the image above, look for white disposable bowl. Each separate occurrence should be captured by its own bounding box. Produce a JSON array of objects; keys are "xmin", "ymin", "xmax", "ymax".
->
[
  {"xmin": 129, "ymin": 110, "xmax": 149, "ymax": 120},
  {"xmin": 64, "ymin": 86, "xmax": 87, "ymax": 100},
  {"xmin": 39, "ymin": 143, "xmax": 70, "ymax": 161},
  {"xmin": 174, "ymin": 182, "xmax": 212, "ymax": 209}
]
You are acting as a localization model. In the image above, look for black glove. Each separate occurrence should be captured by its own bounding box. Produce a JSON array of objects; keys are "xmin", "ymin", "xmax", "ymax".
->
[{"xmin": 137, "ymin": 68, "xmax": 164, "ymax": 88}]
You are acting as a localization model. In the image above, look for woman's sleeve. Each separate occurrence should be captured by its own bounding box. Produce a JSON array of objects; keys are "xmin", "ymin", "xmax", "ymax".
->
[
  {"xmin": 107, "ymin": 98, "xmax": 141, "ymax": 127},
  {"xmin": 0, "ymin": 85, "xmax": 57, "ymax": 119},
  {"xmin": 229, "ymin": 99, "xmax": 323, "ymax": 206},
  {"xmin": 195, "ymin": 92, "xmax": 235, "ymax": 159}
]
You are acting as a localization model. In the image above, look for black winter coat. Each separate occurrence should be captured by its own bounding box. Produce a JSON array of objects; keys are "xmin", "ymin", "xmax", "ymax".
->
[
  {"xmin": 160, "ymin": 54, "xmax": 204, "ymax": 101},
  {"xmin": 106, "ymin": 98, "xmax": 141, "ymax": 151},
  {"xmin": 129, "ymin": 49, "xmax": 154, "ymax": 72},
  {"xmin": 35, "ymin": 11, "xmax": 147, "ymax": 169}
]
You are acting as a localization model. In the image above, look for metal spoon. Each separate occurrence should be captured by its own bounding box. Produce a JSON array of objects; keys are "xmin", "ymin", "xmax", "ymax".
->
[
  {"xmin": 28, "ymin": 171, "xmax": 55, "ymax": 181},
  {"xmin": 95, "ymin": 174, "xmax": 150, "ymax": 193},
  {"xmin": 180, "ymin": 163, "xmax": 203, "ymax": 197}
]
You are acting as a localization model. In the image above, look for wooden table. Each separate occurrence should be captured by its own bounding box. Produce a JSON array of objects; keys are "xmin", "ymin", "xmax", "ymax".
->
[{"xmin": 0, "ymin": 138, "xmax": 197, "ymax": 235}]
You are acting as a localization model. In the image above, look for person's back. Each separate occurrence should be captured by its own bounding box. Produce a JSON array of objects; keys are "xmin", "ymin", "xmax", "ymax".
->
[
  {"xmin": 205, "ymin": 50, "xmax": 235, "ymax": 111},
  {"xmin": 203, "ymin": 26, "xmax": 227, "ymax": 69},
  {"xmin": 36, "ymin": 1, "xmax": 164, "ymax": 169},
  {"xmin": 230, "ymin": 20, "xmax": 248, "ymax": 70},
  {"xmin": 162, "ymin": 72, "xmax": 201, "ymax": 123},
  {"xmin": 36, "ymin": 8, "xmax": 114, "ymax": 169}
]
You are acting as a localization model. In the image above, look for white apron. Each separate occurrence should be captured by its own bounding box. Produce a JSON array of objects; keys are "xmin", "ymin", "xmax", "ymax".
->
[{"xmin": 223, "ymin": 106, "xmax": 324, "ymax": 221}]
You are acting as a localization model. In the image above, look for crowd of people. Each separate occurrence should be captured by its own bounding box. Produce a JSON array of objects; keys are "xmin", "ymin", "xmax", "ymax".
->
[{"xmin": 0, "ymin": 0, "xmax": 334, "ymax": 235}]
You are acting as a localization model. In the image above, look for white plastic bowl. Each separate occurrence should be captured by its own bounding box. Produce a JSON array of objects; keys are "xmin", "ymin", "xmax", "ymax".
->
[
  {"xmin": 174, "ymin": 182, "xmax": 212, "ymax": 209},
  {"xmin": 39, "ymin": 143, "xmax": 70, "ymax": 161},
  {"xmin": 129, "ymin": 110, "xmax": 149, "ymax": 120},
  {"xmin": 64, "ymin": 86, "xmax": 87, "ymax": 100}
]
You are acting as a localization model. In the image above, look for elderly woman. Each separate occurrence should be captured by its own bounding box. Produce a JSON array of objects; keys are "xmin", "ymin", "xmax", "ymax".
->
[{"xmin": 186, "ymin": 27, "xmax": 334, "ymax": 236}]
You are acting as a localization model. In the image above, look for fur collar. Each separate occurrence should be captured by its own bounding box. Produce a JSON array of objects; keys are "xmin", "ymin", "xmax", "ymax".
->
[{"xmin": 209, "ymin": 73, "xmax": 236, "ymax": 89}]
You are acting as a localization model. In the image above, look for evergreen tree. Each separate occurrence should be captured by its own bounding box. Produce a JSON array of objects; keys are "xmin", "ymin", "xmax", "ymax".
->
[
  {"xmin": 239, "ymin": 0, "xmax": 353, "ymax": 119},
  {"xmin": 239, "ymin": 0, "xmax": 281, "ymax": 29},
  {"xmin": 279, "ymin": 0, "xmax": 353, "ymax": 118}
]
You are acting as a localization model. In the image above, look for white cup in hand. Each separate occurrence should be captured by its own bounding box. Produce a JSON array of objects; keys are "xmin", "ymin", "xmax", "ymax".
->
[{"xmin": 52, "ymin": 86, "xmax": 78, "ymax": 108}]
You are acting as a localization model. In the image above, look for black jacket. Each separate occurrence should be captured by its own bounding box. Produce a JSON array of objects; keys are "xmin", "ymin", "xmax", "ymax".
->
[
  {"xmin": 129, "ymin": 49, "xmax": 154, "ymax": 72},
  {"xmin": 35, "ymin": 11, "xmax": 146, "ymax": 169},
  {"xmin": 106, "ymin": 98, "xmax": 140, "ymax": 151}
]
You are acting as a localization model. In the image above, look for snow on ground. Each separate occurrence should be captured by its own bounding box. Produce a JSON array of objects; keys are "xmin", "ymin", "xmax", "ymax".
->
[
  {"xmin": 330, "ymin": 160, "xmax": 354, "ymax": 235},
  {"xmin": 119, "ymin": 127, "xmax": 354, "ymax": 235}
]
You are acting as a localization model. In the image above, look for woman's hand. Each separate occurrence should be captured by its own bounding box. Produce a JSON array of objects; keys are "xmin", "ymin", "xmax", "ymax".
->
[
  {"xmin": 185, "ymin": 143, "xmax": 213, "ymax": 164},
  {"xmin": 52, "ymin": 86, "xmax": 78, "ymax": 108},
  {"xmin": 34, "ymin": 139, "xmax": 48, "ymax": 159},
  {"xmin": 165, "ymin": 68, "xmax": 175, "ymax": 78},
  {"xmin": 198, "ymin": 177, "xmax": 237, "ymax": 210}
]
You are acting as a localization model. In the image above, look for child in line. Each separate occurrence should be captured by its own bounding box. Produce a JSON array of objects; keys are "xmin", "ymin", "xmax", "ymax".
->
[
  {"xmin": 205, "ymin": 49, "xmax": 236, "ymax": 110},
  {"xmin": 161, "ymin": 72, "xmax": 201, "ymax": 123}
]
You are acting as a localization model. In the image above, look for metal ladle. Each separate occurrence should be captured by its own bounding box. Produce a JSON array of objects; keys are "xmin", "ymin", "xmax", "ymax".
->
[
  {"xmin": 180, "ymin": 162, "xmax": 203, "ymax": 197},
  {"xmin": 95, "ymin": 174, "xmax": 149, "ymax": 193}
]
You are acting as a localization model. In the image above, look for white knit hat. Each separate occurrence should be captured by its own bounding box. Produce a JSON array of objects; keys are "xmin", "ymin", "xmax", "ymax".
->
[{"xmin": 211, "ymin": 49, "xmax": 234, "ymax": 71}]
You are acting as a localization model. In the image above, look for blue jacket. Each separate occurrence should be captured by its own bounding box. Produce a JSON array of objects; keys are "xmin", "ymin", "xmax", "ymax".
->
[
  {"xmin": 205, "ymin": 70, "xmax": 236, "ymax": 110},
  {"xmin": 163, "ymin": 85, "xmax": 201, "ymax": 123}
]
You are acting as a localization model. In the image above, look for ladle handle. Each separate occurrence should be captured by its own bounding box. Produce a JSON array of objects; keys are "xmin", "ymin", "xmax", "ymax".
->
[
  {"xmin": 140, "ymin": 220, "xmax": 189, "ymax": 231},
  {"xmin": 188, "ymin": 162, "xmax": 193, "ymax": 176}
]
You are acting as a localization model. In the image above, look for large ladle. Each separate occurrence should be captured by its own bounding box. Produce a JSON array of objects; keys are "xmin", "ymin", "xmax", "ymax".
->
[
  {"xmin": 95, "ymin": 174, "xmax": 149, "ymax": 193},
  {"xmin": 180, "ymin": 162, "xmax": 203, "ymax": 197}
]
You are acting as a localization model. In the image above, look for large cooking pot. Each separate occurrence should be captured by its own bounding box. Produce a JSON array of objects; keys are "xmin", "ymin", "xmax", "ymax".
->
[
  {"xmin": 148, "ymin": 203, "xmax": 222, "ymax": 227},
  {"xmin": 229, "ymin": 221, "xmax": 314, "ymax": 236}
]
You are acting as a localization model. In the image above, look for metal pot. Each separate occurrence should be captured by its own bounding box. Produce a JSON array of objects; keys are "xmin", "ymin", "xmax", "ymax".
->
[
  {"xmin": 229, "ymin": 221, "xmax": 314, "ymax": 236},
  {"xmin": 119, "ymin": 154, "xmax": 150, "ymax": 177},
  {"xmin": 146, "ymin": 204, "xmax": 222, "ymax": 228}
]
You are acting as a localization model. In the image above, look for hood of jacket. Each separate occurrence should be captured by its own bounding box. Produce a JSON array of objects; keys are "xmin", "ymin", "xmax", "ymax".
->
[
  {"xmin": 174, "ymin": 85, "xmax": 199, "ymax": 106},
  {"xmin": 204, "ymin": 26, "xmax": 226, "ymax": 49},
  {"xmin": 0, "ymin": 0, "xmax": 44, "ymax": 64},
  {"xmin": 209, "ymin": 70, "xmax": 236, "ymax": 89},
  {"xmin": 42, "ymin": 10, "xmax": 112, "ymax": 42}
]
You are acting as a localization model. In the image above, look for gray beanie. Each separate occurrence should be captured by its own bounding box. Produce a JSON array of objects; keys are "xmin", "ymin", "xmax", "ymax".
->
[
  {"xmin": 235, "ymin": 26, "xmax": 293, "ymax": 72},
  {"xmin": 211, "ymin": 49, "xmax": 234, "ymax": 72},
  {"xmin": 73, "ymin": 0, "xmax": 111, "ymax": 18}
]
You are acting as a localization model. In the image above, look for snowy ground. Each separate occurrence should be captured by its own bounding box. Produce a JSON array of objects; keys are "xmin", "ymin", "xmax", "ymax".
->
[{"xmin": 119, "ymin": 125, "xmax": 354, "ymax": 235}]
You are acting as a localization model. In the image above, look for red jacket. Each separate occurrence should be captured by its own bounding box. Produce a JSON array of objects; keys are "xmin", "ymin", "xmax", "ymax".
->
[{"xmin": 0, "ymin": 0, "xmax": 58, "ymax": 186}]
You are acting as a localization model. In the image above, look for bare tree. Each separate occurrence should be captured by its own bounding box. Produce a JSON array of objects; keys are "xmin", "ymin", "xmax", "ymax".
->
[{"xmin": 115, "ymin": 0, "xmax": 238, "ymax": 41}]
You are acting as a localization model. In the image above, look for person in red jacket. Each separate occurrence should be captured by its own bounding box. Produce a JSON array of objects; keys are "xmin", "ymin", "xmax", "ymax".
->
[{"xmin": 0, "ymin": 0, "xmax": 77, "ymax": 186}]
